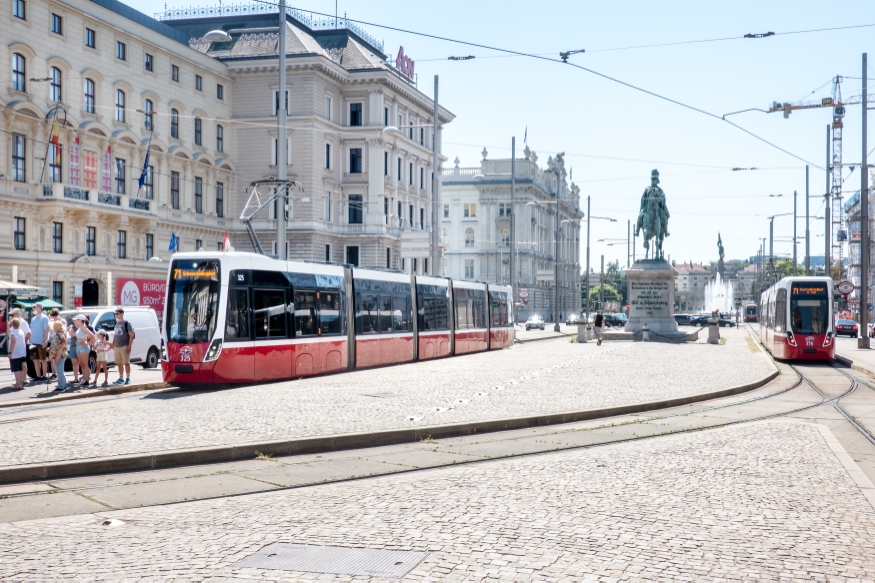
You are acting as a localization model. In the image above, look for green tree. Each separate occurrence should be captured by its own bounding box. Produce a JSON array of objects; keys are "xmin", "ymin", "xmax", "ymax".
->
[{"xmin": 587, "ymin": 283, "xmax": 621, "ymax": 306}]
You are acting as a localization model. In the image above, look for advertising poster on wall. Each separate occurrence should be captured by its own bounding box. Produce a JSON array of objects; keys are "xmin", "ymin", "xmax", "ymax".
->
[{"xmin": 115, "ymin": 277, "xmax": 167, "ymax": 319}]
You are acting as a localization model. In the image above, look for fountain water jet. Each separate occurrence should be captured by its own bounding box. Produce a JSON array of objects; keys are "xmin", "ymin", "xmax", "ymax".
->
[{"xmin": 704, "ymin": 272, "xmax": 734, "ymax": 314}]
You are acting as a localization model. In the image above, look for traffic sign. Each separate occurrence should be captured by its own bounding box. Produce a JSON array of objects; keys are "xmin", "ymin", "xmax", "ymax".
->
[
  {"xmin": 838, "ymin": 280, "xmax": 855, "ymax": 295},
  {"xmin": 518, "ymin": 288, "xmax": 529, "ymax": 300}
]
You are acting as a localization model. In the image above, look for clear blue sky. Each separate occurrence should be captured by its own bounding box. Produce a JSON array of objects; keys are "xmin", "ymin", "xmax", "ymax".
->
[{"xmin": 133, "ymin": 0, "xmax": 874, "ymax": 269}]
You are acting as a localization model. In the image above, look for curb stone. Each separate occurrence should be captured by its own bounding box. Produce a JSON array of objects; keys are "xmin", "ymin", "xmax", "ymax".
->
[
  {"xmin": 0, "ymin": 368, "xmax": 779, "ymax": 485},
  {"xmin": 0, "ymin": 381, "xmax": 173, "ymax": 409}
]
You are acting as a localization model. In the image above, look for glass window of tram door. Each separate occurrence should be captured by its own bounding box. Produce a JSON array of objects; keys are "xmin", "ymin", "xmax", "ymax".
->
[
  {"xmin": 790, "ymin": 283, "xmax": 829, "ymax": 335},
  {"xmin": 255, "ymin": 289, "xmax": 287, "ymax": 338},
  {"xmin": 167, "ymin": 260, "xmax": 220, "ymax": 343},
  {"xmin": 225, "ymin": 289, "xmax": 250, "ymax": 340}
]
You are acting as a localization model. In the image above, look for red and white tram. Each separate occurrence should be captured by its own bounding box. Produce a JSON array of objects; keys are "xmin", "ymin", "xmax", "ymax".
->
[
  {"xmin": 759, "ymin": 277, "xmax": 834, "ymax": 360},
  {"xmin": 161, "ymin": 252, "xmax": 515, "ymax": 385}
]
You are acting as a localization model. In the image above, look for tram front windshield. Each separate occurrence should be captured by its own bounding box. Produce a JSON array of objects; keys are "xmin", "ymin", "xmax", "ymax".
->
[
  {"xmin": 166, "ymin": 259, "xmax": 220, "ymax": 343},
  {"xmin": 790, "ymin": 283, "xmax": 829, "ymax": 335}
]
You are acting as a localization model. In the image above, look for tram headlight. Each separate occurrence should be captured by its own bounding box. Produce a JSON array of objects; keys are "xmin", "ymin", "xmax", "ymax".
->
[
  {"xmin": 160, "ymin": 342, "xmax": 167, "ymax": 361},
  {"xmin": 204, "ymin": 338, "xmax": 223, "ymax": 362},
  {"xmin": 787, "ymin": 331, "xmax": 797, "ymax": 347},
  {"xmin": 823, "ymin": 332, "xmax": 833, "ymax": 347}
]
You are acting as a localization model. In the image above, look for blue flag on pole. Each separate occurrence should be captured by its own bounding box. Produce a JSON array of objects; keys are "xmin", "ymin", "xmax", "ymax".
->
[
  {"xmin": 169, "ymin": 232, "xmax": 178, "ymax": 252},
  {"xmin": 137, "ymin": 147, "xmax": 151, "ymax": 190}
]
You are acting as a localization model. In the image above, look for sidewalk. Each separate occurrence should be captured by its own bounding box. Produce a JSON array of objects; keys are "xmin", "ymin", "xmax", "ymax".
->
[
  {"xmin": 835, "ymin": 338, "xmax": 875, "ymax": 377},
  {"xmin": 0, "ymin": 367, "xmax": 168, "ymax": 408}
]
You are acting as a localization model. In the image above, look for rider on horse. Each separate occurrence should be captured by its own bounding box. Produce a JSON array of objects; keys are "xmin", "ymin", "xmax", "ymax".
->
[{"xmin": 635, "ymin": 169, "xmax": 671, "ymax": 260}]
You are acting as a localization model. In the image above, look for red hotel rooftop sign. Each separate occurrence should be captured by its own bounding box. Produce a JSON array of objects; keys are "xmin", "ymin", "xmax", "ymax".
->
[{"xmin": 396, "ymin": 46, "xmax": 414, "ymax": 79}]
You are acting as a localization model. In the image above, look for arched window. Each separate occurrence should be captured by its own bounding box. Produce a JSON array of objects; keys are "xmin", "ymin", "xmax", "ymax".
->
[
  {"xmin": 115, "ymin": 89, "xmax": 126, "ymax": 123},
  {"xmin": 12, "ymin": 53, "xmax": 25, "ymax": 92},
  {"xmin": 144, "ymin": 99, "xmax": 153, "ymax": 131},
  {"xmin": 465, "ymin": 228, "xmax": 475, "ymax": 248},
  {"xmin": 501, "ymin": 227, "xmax": 509, "ymax": 246},
  {"xmin": 170, "ymin": 108, "xmax": 179, "ymax": 138},
  {"xmin": 49, "ymin": 66, "xmax": 62, "ymax": 102},
  {"xmin": 216, "ymin": 124, "xmax": 223, "ymax": 152},
  {"xmin": 84, "ymin": 79, "xmax": 95, "ymax": 114}
]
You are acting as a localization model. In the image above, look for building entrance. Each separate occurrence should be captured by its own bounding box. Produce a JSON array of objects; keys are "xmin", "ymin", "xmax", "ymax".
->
[{"xmin": 82, "ymin": 279, "xmax": 99, "ymax": 307}]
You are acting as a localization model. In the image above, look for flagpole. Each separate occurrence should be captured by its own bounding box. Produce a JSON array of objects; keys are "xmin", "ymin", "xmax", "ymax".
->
[
  {"xmin": 39, "ymin": 107, "xmax": 63, "ymax": 185},
  {"xmin": 136, "ymin": 131, "xmax": 154, "ymax": 199}
]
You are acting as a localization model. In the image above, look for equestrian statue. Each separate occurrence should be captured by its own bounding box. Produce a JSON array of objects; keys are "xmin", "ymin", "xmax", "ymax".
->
[{"xmin": 635, "ymin": 169, "xmax": 671, "ymax": 260}]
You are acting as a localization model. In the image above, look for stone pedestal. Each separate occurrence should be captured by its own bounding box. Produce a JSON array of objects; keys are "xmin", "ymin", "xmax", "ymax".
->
[{"xmin": 624, "ymin": 259, "xmax": 681, "ymax": 336}]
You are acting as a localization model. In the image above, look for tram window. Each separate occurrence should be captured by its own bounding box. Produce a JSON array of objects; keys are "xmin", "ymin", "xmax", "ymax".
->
[
  {"xmin": 356, "ymin": 293, "xmax": 378, "ymax": 334},
  {"xmin": 225, "ymin": 289, "xmax": 250, "ymax": 340},
  {"xmin": 775, "ymin": 289, "xmax": 786, "ymax": 333},
  {"xmin": 293, "ymin": 290, "xmax": 317, "ymax": 337},
  {"xmin": 255, "ymin": 289, "xmax": 287, "ymax": 338},
  {"xmin": 490, "ymin": 293, "xmax": 508, "ymax": 327},
  {"xmin": 394, "ymin": 295, "xmax": 411, "ymax": 331},
  {"xmin": 317, "ymin": 290, "xmax": 341, "ymax": 335},
  {"xmin": 455, "ymin": 291, "xmax": 471, "ymax": 330},
  {"xmin": 419, "ymin": 296, "xmax": 435, "ymax": 330},
  {"xmin": 473, "ymin": 295, "xmax": 487, "ymax": 329},
  {"xmin": 435, "ymin": 296, "xmax": 449, "ymax": 330},
  {"xmin": 378, "ymin": 295, "xmax": 393, "ymax": 333}
]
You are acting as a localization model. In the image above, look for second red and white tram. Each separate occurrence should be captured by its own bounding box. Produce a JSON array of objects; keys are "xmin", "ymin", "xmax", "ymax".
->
[
  {"xmin": 759, "ymin": 277, "xmax": 834, "ymax": 360},
  {"xmin": 161, "ymin": 252, "xmax": 515, "ymax": 385}
]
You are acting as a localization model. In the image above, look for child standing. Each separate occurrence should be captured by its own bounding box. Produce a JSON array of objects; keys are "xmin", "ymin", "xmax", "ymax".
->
[{"xmin": 93, "ymin": 330, "xmax": 111, "ymax": 387}]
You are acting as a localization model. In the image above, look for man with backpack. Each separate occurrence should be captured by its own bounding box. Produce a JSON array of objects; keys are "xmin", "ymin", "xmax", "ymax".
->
[
  {"xmin": 112, "ymin": 308, "xmax": 135, "ymax": 386},
  {"xmin": 594, "ymin": 310, "xmax": 605, "ymax": 346}
]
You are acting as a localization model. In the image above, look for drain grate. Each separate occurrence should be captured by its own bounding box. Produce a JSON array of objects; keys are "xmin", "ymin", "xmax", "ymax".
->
[{"xmin": 235, "ymin": 543, "xmax": 428, "ymax": 578}]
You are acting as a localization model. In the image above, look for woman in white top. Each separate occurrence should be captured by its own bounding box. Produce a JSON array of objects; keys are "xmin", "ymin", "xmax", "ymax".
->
[{"xmin": 7, "ymin": 317, "xmax": 27, "ymax": 390}]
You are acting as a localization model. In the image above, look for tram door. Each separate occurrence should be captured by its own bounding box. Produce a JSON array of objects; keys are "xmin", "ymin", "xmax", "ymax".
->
[{"xmin": 253, "ymin": 287, "xmax": 291, "ymax": 380}]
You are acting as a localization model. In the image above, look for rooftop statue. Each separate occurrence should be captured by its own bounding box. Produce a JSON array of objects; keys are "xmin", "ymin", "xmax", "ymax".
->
[{"xmin": 635, "ymin": 169, "xmax": 670, "ymax": 260}]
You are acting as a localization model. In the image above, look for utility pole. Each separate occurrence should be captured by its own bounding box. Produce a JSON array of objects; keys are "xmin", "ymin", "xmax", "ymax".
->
[
  {"xmin": 276, "ymin": 0, "xmax": 288, "ymax": 260},
  {"xmin": 806, "ymin": 166, "xmax": 810, "ymax": 276},
  {"xmin": 627, "ymin": 220, "xmax": 630, "ymax": 268},
  {"xmin": 553, "ymin": 171, "xmax": 561, "ymax": 332},
  {"xmin": 510, "ymin": 136, "xmax": 516, "ymax": 322},
  {"xmin": 431, "ymin": 75, "xmax": 440, "ymax": 276},
  {"xmin": 826, "ymin": 125, "xmax": 831, "ymax": 279},
  {"xmin": 769, "ymin": 220, "xmax": 774, "ymax": 286},
  {"xmin": 599, "ymin": 254, "xmax": 605, "ymax": 310},
  {"xmin": 860, "ymin": 52, "xmax": 870, "ymax": 348},
  {"xmin": 585, "ymin": 196, "xmax": 591, "ymax": 322},
  {"xmin": 793, "ymin": 190, "xmax": 797, "ymax": 275}
]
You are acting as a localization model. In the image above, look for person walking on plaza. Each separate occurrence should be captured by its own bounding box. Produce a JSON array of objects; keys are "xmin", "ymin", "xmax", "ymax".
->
[
  {"xmin": 112, "ymin": 308, "xmax": 135, "ymax": 386},
  {"xmin": 29, "ymin": 302, "xmax": 49, "ymax": 381},
  {"xmin": 46, "ymin": 308, "xmax": 61, "ymax": 380},
  {"xmin": 49, "ymin": 320, "xmax": 69, "ymax": 392},
  {"xmin": 93, "ymin": 330, "xmax": 111, "ymax": 387},
  {"xmin": 72, "ymin": 315, "xmax": 95, "ymax": 386},
  {"xmin": 7, "ymin": 318, "xmax": 27, "ymax": 390},
  {"xmin": 594, "ymin": 310, "xmax": 605, "ymax": 346}
]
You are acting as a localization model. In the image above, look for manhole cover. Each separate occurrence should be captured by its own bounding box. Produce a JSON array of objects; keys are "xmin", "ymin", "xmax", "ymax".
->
[{"xmin": 235, "ymin": 543, "xmax": 428, "ymax": 578}]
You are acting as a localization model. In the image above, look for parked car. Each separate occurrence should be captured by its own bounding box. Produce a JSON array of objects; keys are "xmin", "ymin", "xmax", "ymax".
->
[
  {"xmin": 565, "ymin": 313, "xmax": 581, "ymax": 325},
  {"xmin": 718, "ymin": 315, "xmax": 736, "ymax": 328},
  {"xmin": 674, "ymin": 314, "xmax": 692, "ymax": 326},
  {"xmin": 604, "ymin": 314, "xmax": 627, "ymax": 328},
  {"xmin": 57, "ymin": 306, "xmax": 162, "ymax": 372},
  {"xmin": 525, "ymin": 314, "xmax": 545, "ymax": 331},
  {"xmin": 836, "ymin": 319, "xmax": 859, "ymax": 338},
  {"xmin": 690, "ymin": 315, "xmax": 710, "ymax": 327}
]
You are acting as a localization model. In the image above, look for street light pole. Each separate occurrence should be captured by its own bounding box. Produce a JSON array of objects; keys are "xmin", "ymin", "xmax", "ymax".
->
[
  {"xmin": 860, "ymin": 52, "xmax": 870, "ymax": 349},
  {"xmin": 627, "ymin": 219, "xmax": 630, "ymax": 268},
  {"xmin": 599, "ymin": 254, "xmax": 605, "ymax": 309},
  {"xmin": 793, "ymin": 190, "xmax": 797, "ymax": 276},
  {"xmin": 431, "ymin": 75, "xmax": 440, "ymax": 276},
  {"xmin": 826, "ymin": 124, "xmax": 831, "ymax": 278},
  {"xmin": 553, "ymin": 170, "xmax": 561, "ymax": 332},
  {"xmin": 510, "ymin": 136, "xmax": 516, "ymax": 320},
  {"xmin": 806, "ymin": 165, "xmax": 810, "ymax": 276},
  {"xmin": 276, "ymin": 0, "xmax": 288, "ymax": 260},
  {"xmin": 769, "ymin": 218, "xmax": 774, "ymax": 285},
  {"xmin": 585, "ymin": 195, "xmax": 591, "ymax": 322}
]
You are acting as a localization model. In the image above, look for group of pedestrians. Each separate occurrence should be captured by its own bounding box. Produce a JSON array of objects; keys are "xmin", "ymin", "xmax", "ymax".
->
[{"xmin": 5, "ymin": 305, "xmax": 136, "ymax": 392}]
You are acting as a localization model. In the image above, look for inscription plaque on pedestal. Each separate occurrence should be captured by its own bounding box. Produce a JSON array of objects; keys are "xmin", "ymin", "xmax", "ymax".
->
[{"xmin": 624, "ymin": 260, "xmax": 679, "ymax": 335}]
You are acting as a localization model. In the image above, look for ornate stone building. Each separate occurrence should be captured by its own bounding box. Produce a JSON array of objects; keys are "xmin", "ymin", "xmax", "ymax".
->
[
  {"xmin": 1, "ymin": 0, "xmax": 234, "ymax": 305},
  {"xmin": 442, "ymin": 147, "xmax": 583, "ymax": 322}
]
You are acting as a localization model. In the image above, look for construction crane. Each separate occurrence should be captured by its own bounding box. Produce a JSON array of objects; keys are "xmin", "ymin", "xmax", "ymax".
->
[{"xmin": 767, "ymin": 76, "xmax": 872, "ymax": 275}]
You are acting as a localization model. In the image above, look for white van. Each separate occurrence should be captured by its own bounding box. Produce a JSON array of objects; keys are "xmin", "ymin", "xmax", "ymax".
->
[{"xmin": 58, "ymin": 306, "xmax": 162, "ymax": 370}]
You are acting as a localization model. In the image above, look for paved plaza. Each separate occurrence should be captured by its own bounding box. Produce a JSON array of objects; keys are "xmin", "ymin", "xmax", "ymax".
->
[
  {"xmin": 1, "ymin": 420, "xmax": 873, "ymax": 579},
  {"xmin": 0, "ymin": 329, "xmax": 773, "ymax": 468}
]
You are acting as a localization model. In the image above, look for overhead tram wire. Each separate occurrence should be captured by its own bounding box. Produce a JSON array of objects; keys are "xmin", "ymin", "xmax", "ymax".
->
[{"xmin": 252, "ymin": 0, "xmax": 826, "ymax": 169}]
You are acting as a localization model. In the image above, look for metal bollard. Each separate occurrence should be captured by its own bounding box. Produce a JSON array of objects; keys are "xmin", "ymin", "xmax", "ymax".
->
[
  {"xmin": 577, "ymin": 323, "xmax": 588, "ymax": 343},
  {"xmin": 707, "ymin": 317, "xmax": 720, "ymax": 344},
  {"xmin": 642, "ymin": 324, "xmax": 650, "ymax": 342}
]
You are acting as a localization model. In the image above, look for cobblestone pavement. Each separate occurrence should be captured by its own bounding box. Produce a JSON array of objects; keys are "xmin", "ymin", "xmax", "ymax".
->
[
  {"xmin": 0, "ymin": 328, "xmax": 772, "ymax": 467},
  {"xmin": 1, "ymin": 420, "xmax": 873, "ymax": 579}
]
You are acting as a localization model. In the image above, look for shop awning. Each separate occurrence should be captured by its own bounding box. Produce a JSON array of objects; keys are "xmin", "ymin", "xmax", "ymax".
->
[
  {"xmin": 0, "ymin": 280, "xmax": 42, "ymax": 293},
  {"xmin": 14, "ymin": 298, "xmax": 64, "ymax": 309}
]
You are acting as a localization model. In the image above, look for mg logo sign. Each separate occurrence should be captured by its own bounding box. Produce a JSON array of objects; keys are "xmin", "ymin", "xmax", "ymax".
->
[{"xmin": 120, "ymin": 280, "xmax": 140, "ymax": 306}]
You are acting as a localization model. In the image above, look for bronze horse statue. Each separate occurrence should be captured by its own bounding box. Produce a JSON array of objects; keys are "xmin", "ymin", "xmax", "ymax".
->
[{"xmin": 635, "ymin": 169, "xmax": 670, "ymax": 260}]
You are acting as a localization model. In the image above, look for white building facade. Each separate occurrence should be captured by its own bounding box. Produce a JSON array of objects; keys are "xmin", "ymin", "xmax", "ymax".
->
[
  {"xmin": 442, "ymin": 147, "xmax": 583, "ymax": 322},
  {"xmin": 1, "ymin": 0, "xmax": 234, "ymax": 306},
  {"xmin": 161, "ymin": 6, "xmax": 453, "ymax": 273}
]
